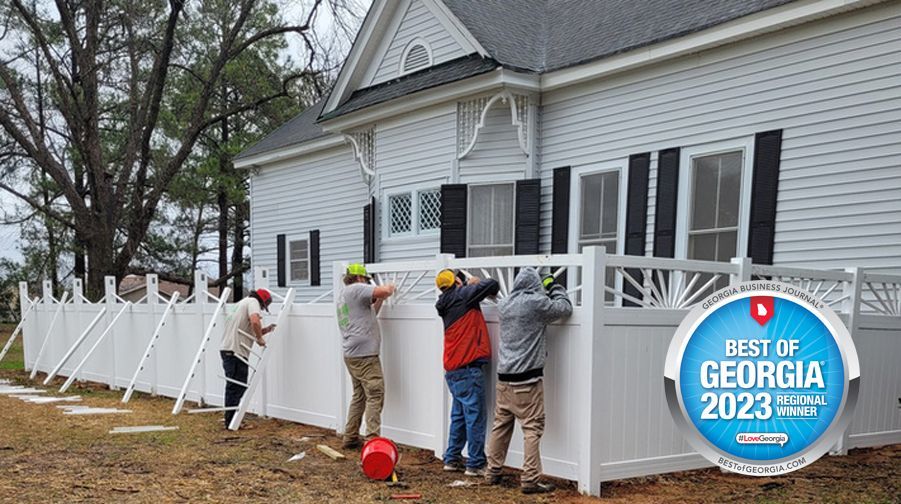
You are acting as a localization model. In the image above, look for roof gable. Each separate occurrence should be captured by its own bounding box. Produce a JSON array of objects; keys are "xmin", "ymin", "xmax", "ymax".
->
[
  {"xmin": 365, "ymin": 0, "xmax": 470, "ymax": 86},
  {"xmin": 322, "ymin": 0, "xmax": 486, "ymax": 117}
]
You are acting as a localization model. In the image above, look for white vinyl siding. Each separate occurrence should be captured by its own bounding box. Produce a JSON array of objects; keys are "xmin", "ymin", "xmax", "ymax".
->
[
  {"xmin": 376, "ymin": 104, "xmax": 456, "ymax": 262},
  {"xmin": 458, "ymin": 103, "xmax": 528, "ymax": 184},
  {"xmin": 249, "ymin": 144, "xmax": 368, "ymax": 302},
  {"xmin": 370, "ymin": 0, "xmax": 468, "ymax": 85},
  {"xmin": 540, "ymin": 3, "xmax": 901, "ymax": 274}
]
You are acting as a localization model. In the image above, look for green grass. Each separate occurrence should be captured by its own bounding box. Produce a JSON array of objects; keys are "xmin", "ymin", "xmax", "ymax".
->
[{"xmin": 0, "ymin": 324, "xmax": 23, "ymax": 370}]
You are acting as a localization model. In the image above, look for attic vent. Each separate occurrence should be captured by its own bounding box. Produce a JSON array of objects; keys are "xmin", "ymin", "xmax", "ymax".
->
[{"xmin": 401, "ymin": 40, "xmax": 432, "ymax": 74}]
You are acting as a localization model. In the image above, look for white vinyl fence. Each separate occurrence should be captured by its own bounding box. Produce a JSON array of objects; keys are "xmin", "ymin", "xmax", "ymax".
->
[{"xmin": 15, "ymin": 247, "xmax": 901, "ymax": 496}]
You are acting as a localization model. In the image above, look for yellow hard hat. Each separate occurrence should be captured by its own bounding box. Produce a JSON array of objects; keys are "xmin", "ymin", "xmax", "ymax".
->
[
  {"xmin": 346, "ymin": 263, "xmax": 369, "ymax": 277},
  {"xmin": 436, "ymin": 269, "xmax": 456, "ymax": 289}
]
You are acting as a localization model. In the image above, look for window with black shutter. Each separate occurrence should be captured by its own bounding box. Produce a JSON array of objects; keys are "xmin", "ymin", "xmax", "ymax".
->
[
  {"xmin": 309, "ymin": 230, "xmax": 320, "ymax": 286},
  {"xmin": 748, "ymin": 130, "xmax": 783, "ymax": 265},
  {"xmin": 515, "ymin": 179, "xmax": 541, "ymax": 255},
  {"xmin": 276, "ymin": 234, "xmax": 286, "ymax": 287},
  {"xmin": 440, "ymin": 184, "xmax": 468, "ymax": 258}
]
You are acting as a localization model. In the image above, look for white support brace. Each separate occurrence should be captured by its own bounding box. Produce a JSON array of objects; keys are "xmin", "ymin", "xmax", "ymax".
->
[
  {"xmin": 172, "ymin": 287, "xmax": 231, "ymax": 414},
  {"xmin": 0, "ymin": 296, "xmax": 40, "ymax": 364},
  {"xmin": 61, "ymin": 302, "xmax": 133, "ymax": 393},
  {"xmin": 121, "ymin": 292, "xmax": 180, "ymax": 402},
  {"xmin": 43, "ymin": 306, "xmax": 108, "ymax": 384},
  {"xmin": 228, "ymin": 288, "xmax": 295, "ymax": 431},
  {"xmin": 30, "ymin": 291, "xmax": 69, "ymax": 380}
]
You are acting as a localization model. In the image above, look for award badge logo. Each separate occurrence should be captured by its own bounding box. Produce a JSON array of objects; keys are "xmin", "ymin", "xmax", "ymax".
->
[{"xmin": 664, "ymin": 281, "xmax": 860, "ymax": 476}]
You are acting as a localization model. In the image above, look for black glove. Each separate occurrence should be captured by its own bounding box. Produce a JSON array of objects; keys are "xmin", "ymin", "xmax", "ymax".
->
[{"xmin": 542, "ymin": 275, "xmax": 556, "ymax": 291}]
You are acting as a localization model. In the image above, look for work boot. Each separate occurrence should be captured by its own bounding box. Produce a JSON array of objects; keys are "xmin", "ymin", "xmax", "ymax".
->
[
  {"xmin": 464, "ymin": 466, "xmax": 486, "ymax": 477},
  {"xmin": 443, "ymin": 461, "xmax": 464, "ymax": 472},
  {"xmin": 521, "ymin": 482, "xmax": 555, "ymax": 494},
  {"xmin": 485, "ymin": 472, "xmax": 502, "ymax": 486},
  {"xmin": 342, "ymin": 436, "xmax": 362, "ymax": 450}
]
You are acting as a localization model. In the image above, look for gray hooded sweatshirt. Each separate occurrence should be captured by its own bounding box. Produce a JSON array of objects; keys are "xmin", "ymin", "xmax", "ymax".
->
[{"xmin": 496, "ymin": 267, "xmax": 573, "ymax": 380}]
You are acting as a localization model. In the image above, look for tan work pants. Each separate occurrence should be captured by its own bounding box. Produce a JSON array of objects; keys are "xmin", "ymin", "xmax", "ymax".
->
[
  {"xmin": 343, "ymin": 355, "xmax": 384, "ymax": 441},
  {"xmin": 485, "ymin": 379, "xmax": 545, "ymax": 486}
]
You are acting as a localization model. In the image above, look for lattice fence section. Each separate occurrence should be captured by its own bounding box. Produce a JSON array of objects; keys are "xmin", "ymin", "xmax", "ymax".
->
[
  {"xmin": 860, "ymin": 272, "xmax": 901, "ymax": 316},
  {"xmin": 751, "ymin": 265, "xmax": 852, "ymax": 313},
  {"xmin": 604, "ymin": 256, "xmax": 739, "ymax": 309}
]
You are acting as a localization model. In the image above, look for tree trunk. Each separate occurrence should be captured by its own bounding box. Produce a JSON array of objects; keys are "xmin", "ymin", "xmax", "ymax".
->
[
  {"xmin": 232, "ymin": 202, "xmax": 246, "ymax": 301},
  {"xmin": 85, "ymin": 234, "xmax": 115, "ymax": 299}
]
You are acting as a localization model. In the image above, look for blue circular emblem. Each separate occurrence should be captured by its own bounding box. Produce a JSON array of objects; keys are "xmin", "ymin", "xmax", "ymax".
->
[{"xmin": 665, "ymin": 282, "xmax": 860, "ymax": 476}]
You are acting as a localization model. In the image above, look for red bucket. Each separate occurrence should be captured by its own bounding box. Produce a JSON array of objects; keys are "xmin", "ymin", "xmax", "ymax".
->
[{"xmin": 360, "ymin": 437, "xmax": 399, "ymax": 480}]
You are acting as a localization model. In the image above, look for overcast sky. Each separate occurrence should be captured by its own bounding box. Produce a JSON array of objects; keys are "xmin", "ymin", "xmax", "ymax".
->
[{"xmin": 0, "ymin": 0, "xmax": 371, "ymax": 265}]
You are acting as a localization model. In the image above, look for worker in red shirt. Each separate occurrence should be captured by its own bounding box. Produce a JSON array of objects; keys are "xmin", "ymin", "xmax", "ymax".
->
[{"xmin": 434, "ymin": 269, "xmax": 499, "ymax": 476}]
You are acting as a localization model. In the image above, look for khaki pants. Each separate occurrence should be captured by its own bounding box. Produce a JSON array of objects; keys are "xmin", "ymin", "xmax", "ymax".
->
[
  {"xmin": 343, "ymin": 355, "xmax": 384, "ymax": 441},
  {"xmin": 486, "ymin": 380, "xmax": 545, "ymax": 486}
]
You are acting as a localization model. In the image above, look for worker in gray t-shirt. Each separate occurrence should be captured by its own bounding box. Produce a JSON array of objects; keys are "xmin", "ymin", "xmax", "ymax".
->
[{"xmin": 336, "ymin": 263, "xmax": 395, "ymax": 449}]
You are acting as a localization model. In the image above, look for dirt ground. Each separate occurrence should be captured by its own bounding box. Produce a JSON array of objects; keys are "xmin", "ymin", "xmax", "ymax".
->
[{"xmin": 0, "ymin": 324, "xmax": 897, "ymax": 503}]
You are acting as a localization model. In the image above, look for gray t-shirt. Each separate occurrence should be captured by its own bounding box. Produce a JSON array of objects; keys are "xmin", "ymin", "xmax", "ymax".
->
[
  {"xmin": 221, "ymin": 297, "xmax": 262, "ymax": 359},
  {"xmin": 337, "ymin": 283, "xmax": 380, "ymax": 358}
]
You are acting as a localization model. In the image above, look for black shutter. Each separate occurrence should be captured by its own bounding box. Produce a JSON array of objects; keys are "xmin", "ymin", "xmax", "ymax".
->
[
  {"xmin": 551, "ymin": 167, "xmax": 571, "ymax": 286},
  {"xmin": 748, "ymin": 130, "xmax": 783, "ymax": 265},
  {"xmin": 363, "ymin": 197, "xmax": 376, "ymax": 263},
  {"xmin": 653, "ymin": 148, "xmax": 680, "ymax": 258},
  {"xmin": 624, "ymin": 153, "xmax": 651, "ymax": 305},
  {"xmin": 515, "ymin": 179, "xmax": 541, "ymax": 255},
  {"xmin": 276, "ymin": 234, "xmax": 286, "ymax": 287},
  {"xmin": 551, "ymin": 167, "xmax": 571, "ymax": 254},
  {"xmin": 309, "ymin": 230, "xmax": 320, "ymax": 286},
  {"xmin": 440, "ymin": 184, "xmax": 468, "ymax": 258}
]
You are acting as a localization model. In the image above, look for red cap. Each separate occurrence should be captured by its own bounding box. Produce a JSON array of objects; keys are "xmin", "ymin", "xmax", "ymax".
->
[{"xmin": 256, "ymin": 289, "xmax": 272, "ymax": 306}]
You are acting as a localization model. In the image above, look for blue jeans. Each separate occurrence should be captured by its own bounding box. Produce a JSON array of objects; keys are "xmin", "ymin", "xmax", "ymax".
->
[{"xmin": 444, "ymin": 364, "xmax": 487, "ymax": 469}]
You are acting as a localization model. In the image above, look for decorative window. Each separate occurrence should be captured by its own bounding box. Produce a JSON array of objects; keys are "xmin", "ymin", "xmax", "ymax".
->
[
  {"xmin": 468, "ymin": 184, "xmax": 515, "ymax": 257},
  {"xmin": 289, "ymin": 239, "xmax": 310, "ymax": 283},
  {"xmin": 400, "ymin": 39, "xmax": 432, "ymax": 75},
  {"xmin": 418, "ymin": 189, "xmax": 442, "ymax": 231},
  {"xmin": 388, "ymin": 193, "xmax": 413, "ymax": 236},
  {"xmin": 386, "ymin": 188, "xmax": 441, "ymax": 238}
]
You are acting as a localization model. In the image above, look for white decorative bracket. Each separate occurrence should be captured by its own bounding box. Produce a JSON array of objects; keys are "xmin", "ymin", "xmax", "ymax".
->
[
  {"xmin": 457, "ymin": 90, "xmax": 531, "ymax": 160},
  {"xmin": 345, "ymin": 128, "xmax": 376, "ymax": 181}
]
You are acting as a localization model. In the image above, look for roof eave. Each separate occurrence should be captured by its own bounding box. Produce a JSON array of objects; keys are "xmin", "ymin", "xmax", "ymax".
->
[
  {"xmin": 319, "ymin": 67, "xmax": 539, "ymax": 133},
  {"xmin": 233, "ymin": 134, "xmax": 346, "ymax": 169}
]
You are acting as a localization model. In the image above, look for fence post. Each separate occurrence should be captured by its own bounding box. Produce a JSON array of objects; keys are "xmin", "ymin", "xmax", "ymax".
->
[
  {"xmin": 578, "ymin": 246, "xmax": 606, "ymax": 496},
  {"xmin": 146, "ymin": 275, "xmax": 159, "ymax": 395},
  {"xmin": 730, "ymin": 257, "xmax": 752, "ymax": 285},
  {"xmin": 194, "ymin": 270, "xmax": 209, "ymax": 405},
  {"xmin": 434, "ymin": 253, "xmax": 454, "ymax": 459},
  {"xmin": 73, "ymin": 279, "xmax": 84, "ymax": 305},
  {"xmin": 831, "ymin": 266, "xmax": 862, "ymax": 456},
  {"xmin": 332, "ymin": 260, "xmax": 349, "ymax": 435},
  {"xmin": 254, "ymin": 267, "xmax": 269, "ymax": 290},
  {"xmin": 104, "ymin": 276, "xmax": 118, "ymax": 389},
  {"xmin": 19, "ymin": 282, "xmax": 30, "ymax": 367}
]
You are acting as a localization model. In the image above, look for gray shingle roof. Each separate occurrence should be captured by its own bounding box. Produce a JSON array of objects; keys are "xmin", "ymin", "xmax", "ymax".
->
[
  {"xmin": 241, "ymin": 0, "xmax": 798, "ymax": 159},
  {"xmin": 320, "ymin": 55, "xmax": 499, "ymax": 121},
  {"xmin": 443, "ymin": 0, "xmax": 796, "ymax": 72},
  {"xmin": 235, "ymin": 98, "xmax": 329, "ymax": 160}
]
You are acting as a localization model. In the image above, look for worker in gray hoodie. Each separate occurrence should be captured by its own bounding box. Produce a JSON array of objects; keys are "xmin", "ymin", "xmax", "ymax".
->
[{"xmin": 485, "ymin": 267, "xmax": 572, "ymax": 494}]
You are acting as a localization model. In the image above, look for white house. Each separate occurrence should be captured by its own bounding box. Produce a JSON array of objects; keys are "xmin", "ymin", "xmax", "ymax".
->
[{"xmin": 235, "ymin": 0, "xmax": 901, "ymax": 302}]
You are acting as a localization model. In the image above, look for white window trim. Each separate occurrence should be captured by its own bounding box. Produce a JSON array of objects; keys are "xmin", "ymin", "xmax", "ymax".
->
[
  {"xmin": 399, "ymin": 37, "xmax": 433, "ymax": 76},
  {"xmin": 466, "ymin": 182, "xmax": 516, "ymax": 257},
  {"xmin": 567, "ymin": 161, "xmax": 628, "ymax": 256},
  {"xmin": 675, "ymin": 137, "xmax": 755, "ymax": 261},
  {"xmin": 287, "ymin": 237, "xmax": 312, "ymax": 286},
  {"xmin": 382, "ymin": 185, "xmax": 442, "ymax": 242}
]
